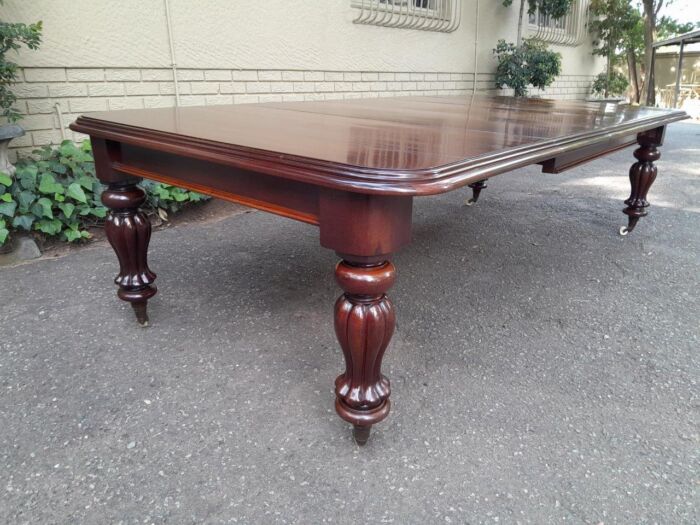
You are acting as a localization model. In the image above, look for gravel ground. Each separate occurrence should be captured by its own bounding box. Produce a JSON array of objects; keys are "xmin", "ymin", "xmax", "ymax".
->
[{"xmin": 1, "ymin": 122, "xmax": 698, "ymax": 524}]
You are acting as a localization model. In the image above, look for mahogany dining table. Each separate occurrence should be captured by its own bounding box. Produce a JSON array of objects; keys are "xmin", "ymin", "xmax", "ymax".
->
[{"xmin": 71, "ymin": 95, "xmax": 687, "ymax": 445}]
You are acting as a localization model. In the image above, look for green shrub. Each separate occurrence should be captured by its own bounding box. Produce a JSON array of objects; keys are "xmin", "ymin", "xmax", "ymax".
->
[
  {"xmin": 142, "ymin": 180, "xmax": 207, "ymax": 221},
  {"xmin": 0, "ymin": 140, "xmax": 208, "ymax": 247},
  {"xmin": 591, "ymin": 71, "xmax": 629, "ymax": 97},
  {"xmin": 1, "ymin": 141, "xmax": 104, "ymax": 243},
  {"xmin": 494, "ymin": 39, "xmax": 562, "ymax": 97},
  {"xmin": 0, "ymin": 2, "xmax": 42, "ymax": 122}
]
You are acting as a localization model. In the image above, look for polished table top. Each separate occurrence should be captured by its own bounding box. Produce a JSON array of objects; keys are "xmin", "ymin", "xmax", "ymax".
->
[{"xmin": 72, "ymin": 95, "xmax": 687, "ymax": 195}]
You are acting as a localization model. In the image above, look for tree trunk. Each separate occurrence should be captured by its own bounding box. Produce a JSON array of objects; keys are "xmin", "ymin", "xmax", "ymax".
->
[
  {"xmin": 627, "ymin": 49, "xmax": 640, "ymax": 103},
  {"xmin": 642, "ymin": 0, "xmax": 660, "ymax": 105},
  {"xmin": 605, "ymin": 47, "xmax": 612, "ymax": 98},
  {"xmin": 517, "ymin": 0, "xmax": 526, "ymax": 45}
]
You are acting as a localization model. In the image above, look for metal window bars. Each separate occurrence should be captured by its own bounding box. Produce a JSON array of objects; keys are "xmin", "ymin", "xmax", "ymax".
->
[
  {"xmin": 352, "ymin": 0, "xmax": 461, "ymax": 33},
  {"xmin": 528, "ymin": 0, "xmax": 588, "ymax": 46}
]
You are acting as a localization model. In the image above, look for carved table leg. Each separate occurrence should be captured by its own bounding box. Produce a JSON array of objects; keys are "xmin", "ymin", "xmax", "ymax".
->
[
  {"xmin": 101, "ymin": 182, "xmax": 157, "ymax": 326},
  {"xmin": 620, "ymin": 129, "xmax": 662, "ymax": 236},
  {"xmin": 465, "ymin": 179, "xmax": 487, "ymax": 206},
  {"xmin": 334, "ymin": 259, "xmax": 396, "ymax": 446}
]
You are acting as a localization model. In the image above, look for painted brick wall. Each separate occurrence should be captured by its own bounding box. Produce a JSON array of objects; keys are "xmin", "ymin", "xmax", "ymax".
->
[{"xmin": 8, "ymin": 67, "xmax": 594, "ymax": 161}]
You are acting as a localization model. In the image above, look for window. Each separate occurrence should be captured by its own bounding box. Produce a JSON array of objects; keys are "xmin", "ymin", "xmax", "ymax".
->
[
  {"xmin": 351, "ymin": 0, "xmax": 461, "ymax": 33},
  {"xmin": 528, "ymin": 11, "xmax": 567, "ymax": 31},
  {"xmin": 526, "ymin": 0, "xmax": 588, "ymax": 46}
]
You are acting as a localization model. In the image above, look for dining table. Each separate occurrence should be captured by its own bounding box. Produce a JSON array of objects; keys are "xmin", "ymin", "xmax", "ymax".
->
[{"xmin": 70, "ymin": 94, "xmax": 688, "ymax": 445}]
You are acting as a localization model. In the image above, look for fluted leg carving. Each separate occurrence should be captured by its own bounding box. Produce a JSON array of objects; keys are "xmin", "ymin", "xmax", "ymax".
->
[
  {"xmin": 621, "ymin": 131, "xmax": 662, "ymax": 235},
  {"xmin": 102, "ymin": 182, "xmax": 157, "ymax": 326},
  {"xmin": 466, "ymin": 179, "xmax": 487, "ymax": 206},
  {"xmin": 334, "ymin": 260, "xmax": 396, "ymax": 445}
]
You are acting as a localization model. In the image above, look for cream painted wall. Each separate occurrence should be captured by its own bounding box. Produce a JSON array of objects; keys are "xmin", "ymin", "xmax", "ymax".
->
[
  {"xmin": 2, "ymin": 0, "xmax": 602, "ymax": 75},
  {"xmin": 3, "ymin": 0, "xmax": 472, "ymax": 71}
]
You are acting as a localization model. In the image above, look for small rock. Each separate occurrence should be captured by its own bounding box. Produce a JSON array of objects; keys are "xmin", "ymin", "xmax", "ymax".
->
[
  {"xmin": 13, "ymin": 236, "xmax": 41, "ymax": 260},
  {"xmin": 126, "ymin": 441, "xmax": 136, "ymax": 449},
  {"xmin": 0, "ymin": 235, "xmax": 41, "ymax": 266}
]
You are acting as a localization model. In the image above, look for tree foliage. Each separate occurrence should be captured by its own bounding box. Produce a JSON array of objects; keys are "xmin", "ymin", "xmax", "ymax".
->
[
  {"xmin": 589, "ymin": 0, "xmax": 640, "ymax": 65},
  {"xmin": 589, "ymin": 0, "xmax": 698, "ymax": 103},
  {"xmin": 502, "ymin": 0, "xmax": 575, "ymax": 18},
  {"xmin": 589, "ymin": 0, "xmax": 640, "ymax": 97},
  {"xmin": 656, "ymin": 16, "xmax": 696, "ymax": 40},
  {"xmin": 0, "ymin": 1, "xmax": 42, "ymax": 122},
  {"xmin": 494, "ymin": 39, "xmax": 562, "ymax": 97},
  {"xmin": 592, "ymin": 71, "xmax": 629, "ymax": 96}
]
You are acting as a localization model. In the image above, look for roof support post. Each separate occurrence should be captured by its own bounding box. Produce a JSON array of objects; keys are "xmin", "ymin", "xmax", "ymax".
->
[{"xmin": 673, "ymin": 40, "xmax": 685, "ymax": 108}]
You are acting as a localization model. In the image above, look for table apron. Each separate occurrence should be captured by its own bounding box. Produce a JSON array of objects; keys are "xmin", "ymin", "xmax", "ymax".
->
[
  {"xmin": 102, "ymin": 140, "xmax": 321, "ymax": 225},
  {"xmin": 539, "ymin": 133, "xmax": 637, "ymax": 174}
]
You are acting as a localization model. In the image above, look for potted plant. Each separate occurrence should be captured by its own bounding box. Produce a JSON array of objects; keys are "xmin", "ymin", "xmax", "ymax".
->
[{"xmin": 0, "ymin": 4, "xmax": 42, "ymax": 176}]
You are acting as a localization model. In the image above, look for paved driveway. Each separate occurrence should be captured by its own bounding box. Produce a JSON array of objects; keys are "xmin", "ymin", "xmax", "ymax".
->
[{"xmin": 1, "ymin": 122, "xmax": 698, "ymax": 524}]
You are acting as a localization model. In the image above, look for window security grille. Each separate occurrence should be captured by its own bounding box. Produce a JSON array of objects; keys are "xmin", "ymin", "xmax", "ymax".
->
[
  {"xmin": 352, "ymin": 0, "xmax": 461, "ymax": 33},
  {"xmin": 527, "ymin": 0, "xmax": 589, "ymax": 46}
]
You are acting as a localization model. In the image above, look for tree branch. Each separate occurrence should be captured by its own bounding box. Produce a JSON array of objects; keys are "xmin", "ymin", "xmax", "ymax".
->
[{"xmin": 654, "ymin": 0, "xmax": 664, "ymax": 17}]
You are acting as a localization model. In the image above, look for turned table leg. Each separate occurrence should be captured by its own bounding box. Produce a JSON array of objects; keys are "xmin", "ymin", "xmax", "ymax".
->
[
  {"xmin": 334, "ymin": 259, "xmax": 396, "ymax": 445},
  {"xmin": 620, "ymin": 128, "xmax": 663, "ymax": 236},
  {"xmin": 465, "ymin": 179, "xmax": 487, "ymax": 206},
  {"xmin": 101, "ymin": 181, "xmax": 157, "ymax": 326}
]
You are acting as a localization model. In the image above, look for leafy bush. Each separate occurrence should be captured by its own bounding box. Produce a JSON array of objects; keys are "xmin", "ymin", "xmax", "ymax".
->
[
  {"xmin": 494, "ymin": 39, "xmax": 562, "ymax": 97},
  {"xmin": 0, "ymin": 140, "xmax": 208, "ymax": 248},
  {"xmin": 591, "ymin": 71, "xmax": 629, "ymax": 97},
  {"xmin": 142, "ymin": 180, "xmax": 207, "ymax": 221},
  {"xmin": 0, "ymin": 2, "xmax": 42, "ymax": 122},
  {"xmin": 1, "ymin": 141, "xmax": 104, "ymax": 243}
]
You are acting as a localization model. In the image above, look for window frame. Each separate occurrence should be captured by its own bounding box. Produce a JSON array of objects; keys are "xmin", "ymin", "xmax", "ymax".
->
[
  {"xmin": 351, "ymin": 0, "xmax": 460, "ymax": 32},
  {"xmin": 525, "ymin": 0, "xmax": 588, "ymax": 47}
]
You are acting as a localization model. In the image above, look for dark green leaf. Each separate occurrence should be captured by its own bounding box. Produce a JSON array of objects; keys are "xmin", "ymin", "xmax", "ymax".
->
[
  {"xmin": 58, "ymin": 202, "xmax": 75, "ymax": 218},
  {"xmin": 35, "ymin": 219, "xmax": 62, "ymax": 236},
  {"xmin": 38, "ymin": 173, "xmax": 64, "ymax": 194},
  {"xmin": 50, "ymin": 161, "xmax": 68, "ymax": 174},
  {"xmin": 0, "ymin": 200, "xmax": 17, "ymax": 217},
  {"xmin": 18, "ymin": 165, "xmax": 38, "ymax": 190},
  {"xmin": 89, "ymin": 206, "xmax": 107, "ymax": 218},
  {"xmin": 59, "ymin": 140, "xmax": 78, "ymax": 157},
  {"xmin": 64, "ymin": 229, "xmax": 82, "ymax": 242},
  {"xmin": 67, "ymin": 182, "xmax": 87, "ymax": 203},
  {"xmin": 18, "ymin": 190, "xmax": 36, "ymax": 211},
  {"xmin": 77, "ymin": 175, "xmax": 94, "ymax": 190},
  {"xmin": 63, "ymin": 230, "xmax": 83, "ymax": 242},
  {"xmin": 33, "ymin": 197, "xmax": 53, "ymax": 219},
  {"xmin": 12, "ymin": 214, "xmax": 34, "ymax": 230}
]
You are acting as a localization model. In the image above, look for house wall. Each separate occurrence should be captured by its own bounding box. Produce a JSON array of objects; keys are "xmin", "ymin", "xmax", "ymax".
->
[{"xmin": 1, "ymin": 0, "xmax": 604, "ymax": 160}]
